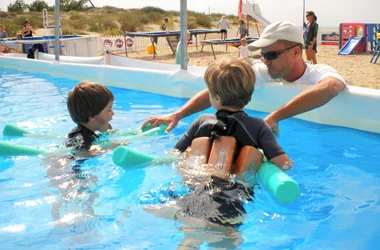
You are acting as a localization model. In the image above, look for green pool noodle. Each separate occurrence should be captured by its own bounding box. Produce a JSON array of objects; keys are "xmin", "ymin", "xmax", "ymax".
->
[
  {"xmin": 0, "ymin": 140, "xmax": 46, "ymax": 156},
  {"xmin": 257, "ymin": 162, "xmax": 300, "ymax": 204},
  {"xmin": 112, "ymin": 146, "xmax": 176, "ymax": 167},
  {"xmin": 3, "ymin": 123, "xmax": 167, "ymax": 139},
  {"xmin": 3, "ymin": 123, "xmax": 32, "ymax": 136},
  {"xmin": 140, "ymin": 124, "xmax": 167, "ymax": 136},
  {"xmin": 112, "ymin": 148, "xmax": 300, "ymax": 204},
  {"xmin": 2, "ymin": 123, "xmax": 64, "ymax": 138}
]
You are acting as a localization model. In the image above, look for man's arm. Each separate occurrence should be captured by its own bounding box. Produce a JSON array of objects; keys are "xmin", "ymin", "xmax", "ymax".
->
[
  {"xmin": 265, "ymin": 77, "xmax": 346, "ymax": 135},
  {"xmin": 142, "ymin": 89, "xmax": 211, "ymax": 132}
]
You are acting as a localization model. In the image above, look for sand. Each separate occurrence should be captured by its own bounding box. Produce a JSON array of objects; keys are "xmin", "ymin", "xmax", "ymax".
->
[{"xmin": 124, "ymin": 43, "xmax": 380, "ymax": 90}]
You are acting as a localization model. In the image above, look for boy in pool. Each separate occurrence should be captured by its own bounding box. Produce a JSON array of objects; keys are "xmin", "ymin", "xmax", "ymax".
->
[
  {"xmin": 144, "ymin": 58, "xmax": 293, "ymax": 248},
  {"xmin": 175, "ymin": 58, "xmax": 292, "ymax": 170},
  {"xmin": 65, "ymin": 80, "xmax": 122, "ymax": 156}
]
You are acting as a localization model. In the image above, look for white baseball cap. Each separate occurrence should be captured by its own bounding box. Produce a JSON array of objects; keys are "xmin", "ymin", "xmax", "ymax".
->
[{"xmin": 248, "ymin": 21, "xmax": 303, "ymax": 51}]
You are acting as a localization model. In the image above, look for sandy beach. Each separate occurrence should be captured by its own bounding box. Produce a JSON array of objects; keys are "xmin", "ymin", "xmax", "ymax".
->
[{"xmin": 125, "ymin": 43, "xmax": 380, "ymax": 89}]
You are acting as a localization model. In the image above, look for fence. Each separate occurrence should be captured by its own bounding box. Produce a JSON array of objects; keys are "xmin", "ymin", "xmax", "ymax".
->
[{"xmin": 98, "ymin": 27, "xmax": 339, "ymax": 55}]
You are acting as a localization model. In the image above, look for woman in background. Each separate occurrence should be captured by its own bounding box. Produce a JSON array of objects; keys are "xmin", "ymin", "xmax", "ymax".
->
[
  {"xmin": 22, "ymin": 20, "xmax": 34, "ymax": 37},
  {"xmin": 304, "ymin": 11, "xmax": 318, "ymax": 64}
]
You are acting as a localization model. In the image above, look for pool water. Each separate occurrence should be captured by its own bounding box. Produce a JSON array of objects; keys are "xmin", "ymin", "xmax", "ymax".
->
[{"xmin": 0, "ymin": 67, "xmax": 379, "ymax": 249}]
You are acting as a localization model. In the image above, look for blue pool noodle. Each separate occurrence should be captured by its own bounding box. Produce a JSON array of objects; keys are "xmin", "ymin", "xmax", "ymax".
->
[{"xmin": 112, "ymin": 146, "xmax": 300, "ymax": 204}]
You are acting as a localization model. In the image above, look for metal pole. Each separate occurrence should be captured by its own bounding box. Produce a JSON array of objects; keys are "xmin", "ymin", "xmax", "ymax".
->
[
  {"xmin": 180, "ymin": 0, "xmax": 188, "ymax": 70},
  {"xmin": 302, "ymin": 0, "xmax": 306, "ymax": 28},
  {"xmin": 54, "ymin": 0, "xmax": 60, "ymax": 61}
]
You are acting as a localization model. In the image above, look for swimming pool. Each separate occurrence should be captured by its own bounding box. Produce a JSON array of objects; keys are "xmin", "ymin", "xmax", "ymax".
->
[{"xmin": 0, "ymin": 67, "xmax": 379, "ymax": 249}]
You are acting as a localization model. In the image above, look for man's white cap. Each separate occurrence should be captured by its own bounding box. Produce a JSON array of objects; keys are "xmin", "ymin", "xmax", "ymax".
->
[{"xmin": 248, "ymin": 21, "xmax": 303, "ymax": 51}]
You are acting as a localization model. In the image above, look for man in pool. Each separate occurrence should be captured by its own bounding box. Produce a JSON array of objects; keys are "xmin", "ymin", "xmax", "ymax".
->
[{"xmin": 142, "ymin": 21, "xmax": 347, "ymax": 136}]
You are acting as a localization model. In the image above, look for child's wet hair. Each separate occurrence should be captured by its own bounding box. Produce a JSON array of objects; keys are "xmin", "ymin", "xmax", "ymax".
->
[
  {"xmin": 67, "ymin": 81, "xmax": 114, "ymax": 124},
  {"xmin": 204, "ymin": 58, "xmax": 255, "ymax": 109}
]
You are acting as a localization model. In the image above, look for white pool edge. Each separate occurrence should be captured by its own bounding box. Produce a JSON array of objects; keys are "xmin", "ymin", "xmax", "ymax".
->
[{"xmin": 0, "ymin": 56, "xmax": 379, "ymax": 134}]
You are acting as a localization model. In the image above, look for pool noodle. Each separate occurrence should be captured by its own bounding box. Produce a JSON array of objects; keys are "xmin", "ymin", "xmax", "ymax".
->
[
  {"xmin": 0, "ymin": 124, "xmax": 168, "ymax": 157},
  {"xmin": 112, "ymin": 146, "xmax": 300, "ymax": 204},
  {"xmin": 2, "ymin": 123, "xmax": 163, "ymax": 139}
]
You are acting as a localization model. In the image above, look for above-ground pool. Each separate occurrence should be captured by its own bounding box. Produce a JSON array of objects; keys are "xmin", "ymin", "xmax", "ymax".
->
[{"xmin": 0, "ymin": 67, "xmax": 379, "ymax": 249}]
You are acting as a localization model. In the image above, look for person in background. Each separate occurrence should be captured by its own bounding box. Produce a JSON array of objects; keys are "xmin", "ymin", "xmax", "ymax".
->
[
  {"xmin": 238, "ymin": 38, "xmax": 249, "ymax": 58},
  {"xmin": 163, "ymin": 17, "xmax": 173, "ymax": 34},
  {"xmin": 15, "ymin": 33, "xmax": 23, "ymax": 53},
  {"xmin": 0, "ymin": 24, "xmax": 8, "ymax": 39},
  {"xmin": 304, "ymin": 11, "xmax": 319, "ymax": 64},
  {"xmin": 238, "ymin": 18, "xmax": 248, "ymax": 39},
  {"xmin": 217, "ymin": 15, "xmax": 229, "ymax": 40},
  {"xmin": 22, "ymin": 20, "xmax": 34, "ymax": 37}
]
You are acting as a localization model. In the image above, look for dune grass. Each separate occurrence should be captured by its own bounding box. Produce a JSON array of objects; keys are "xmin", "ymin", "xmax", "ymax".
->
[{"xmin": 0, "ymin": 6, "xmax": 238, "ymax": 37}]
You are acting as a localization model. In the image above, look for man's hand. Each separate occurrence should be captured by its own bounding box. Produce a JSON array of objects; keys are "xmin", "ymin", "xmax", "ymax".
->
[
  {"xmin": 142, "ymin": 112, "xmax": 181, "ymax": 132},
  {"xmin": 264, "ymin": 114, "xmax": 280, "ymax": 137}
]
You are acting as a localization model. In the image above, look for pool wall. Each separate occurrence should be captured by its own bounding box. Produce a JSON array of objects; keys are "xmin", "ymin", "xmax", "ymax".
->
[{"xmin": 0, "ymin": 56, "xmax": 379, "ymax": 133}]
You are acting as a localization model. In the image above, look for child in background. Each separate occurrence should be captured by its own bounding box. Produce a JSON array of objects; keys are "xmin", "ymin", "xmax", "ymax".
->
[
  {"xmin": 65, "ymin": 81, "xmax": 122, "ymax": 156},
  {"xmin": 217, "ymin": 15, "xmax": 229, "ymax": 40},
  {"xmin": 0, "ymin": 24, "xmax": 8, "ymax": 39},
  {"xmin": 238, "ymin": 18, "xmax": 248, "ymax": 39},
  {"xmin": 238, "ymin": 38, "xmax": 248, "ymax": 58},
  {"xmin": 163, "ymin": 17, "xmax": 173, "ymax": 34}
]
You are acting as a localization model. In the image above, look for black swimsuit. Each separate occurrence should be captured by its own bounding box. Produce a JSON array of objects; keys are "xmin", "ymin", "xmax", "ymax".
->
[
  {"xmin": 175, "ymin": 176, "xmax": 254, "ymax": 228},
  {"xmin": 23, "ymin": 29, "xmax": 33, "ymax": 37},
  {"xmin": 65, "ymin": 124, "xmax": 98, "ymax": 151}
]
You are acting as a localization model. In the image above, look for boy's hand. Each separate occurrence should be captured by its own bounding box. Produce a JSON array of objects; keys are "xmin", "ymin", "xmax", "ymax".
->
[{"xmin": 108, "ymin": 123, "xmax": 113, "ymax": 130}]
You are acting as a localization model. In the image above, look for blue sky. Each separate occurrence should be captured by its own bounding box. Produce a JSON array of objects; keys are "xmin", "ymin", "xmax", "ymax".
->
[{"xmin": 0, "ymin": 0, "xmax": 378, "ymax": 27}]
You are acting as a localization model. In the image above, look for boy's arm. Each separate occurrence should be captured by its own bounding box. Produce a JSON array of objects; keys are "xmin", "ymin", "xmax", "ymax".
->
[
  {"xmin": 174, "ymin": 117, "xmax": 201, "ymax": 152},
  {"xmin": 269, "ymin": 154, "xmax": 293, "ymax": 171}
]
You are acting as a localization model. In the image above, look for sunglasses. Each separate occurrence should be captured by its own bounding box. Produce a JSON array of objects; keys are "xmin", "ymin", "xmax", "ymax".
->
[{"xmin": 261, "ymin": 44, "xmax": 301, "ymax": 61}]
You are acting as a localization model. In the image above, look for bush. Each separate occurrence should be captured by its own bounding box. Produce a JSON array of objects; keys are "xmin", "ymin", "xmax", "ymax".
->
[
  {"xmin": 69, "ymin": 10, "xmax": 81, "ymax": 20},
  {"xmin": 141, "ymin": 6, "xmax": 166, "ymax": 14},
  {"xmin": 1, "ymin": 21, "xmax": 20, "ymax": 37},
  {"xmin": 60, "ymin": 0, "xmax": 85, "ymax": 12},
  {"xmin": 29, "ymin": 0, "xmax": 49, "ymax": 12},
  {"xmin": 88, "ymin": 17, "xmax": 118, "ymax": 33},
  {"xmin": 68, "ymin": 17, "xmax": 85, "ymax": 30},
  {"xmin": 103, "ymin": 28, "xmax": 121, "ymax": 36},
  {"xmin": 14, "ymin": 16, "xmax": 29, "ymax": 27},
  {"xmin": 119, "ymin": 12, "xmax": 142, "ymax": 32},
  {"xmin": 7, "ymin": 0, "xmax": 29, "ymax": 12},
  {"xmin": 61, "ymin": 25, "xmax": 78, "ymax": 35},
  {"xmin": 195, "ymin": 14, "xmax": 212, "ymax": 28},
  {"xmin": 28, "ymin": 15, "xmax": 43, "ymax": 29},
  {"xmin": 187, "ymin": 21, "xmax": 198, "ymax": 30},
  {"xmin": 147, "ymin": 11, "xmax": 163, "ymax": 23}
]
